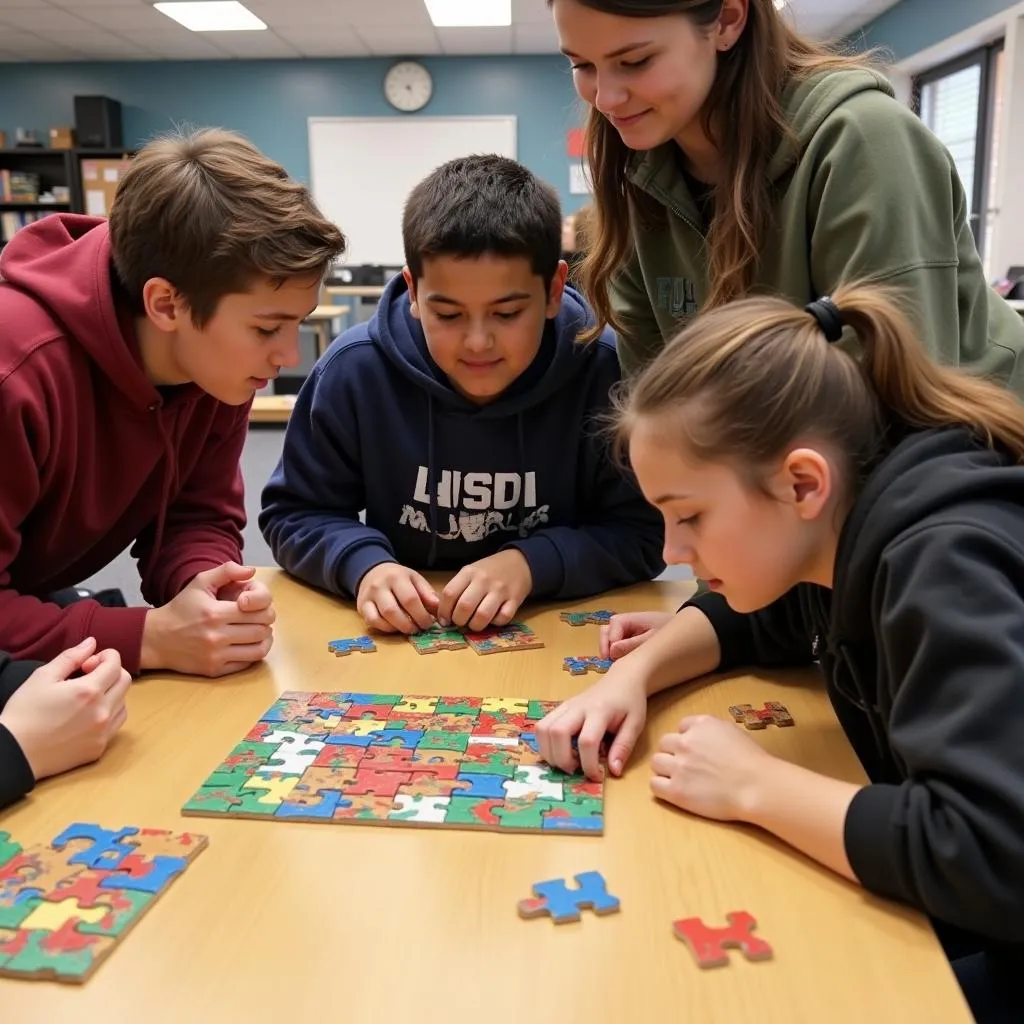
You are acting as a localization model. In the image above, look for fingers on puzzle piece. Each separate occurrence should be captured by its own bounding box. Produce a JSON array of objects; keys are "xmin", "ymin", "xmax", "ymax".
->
[
  {"xmin": 408, "ymin": 625, "xmax": 469, "ymax": 655},
  {"xmin": 728, "ymin": 702, "xmax": 795, "ymax": 730},
  {"xmin": 563, "ymin": 656, "xmax": 613, "ymax": 676},
  {"xmin": 559, "ymin": 610, "xmax": 614, "ymax": 627},
  {"xmin": 327, "ymin": 636, "xmax": 377, "ymax": 656},
  {"xmin": 672, "ymin": 911, "xmax": 773, "ymax": 968},
  {"xmin": 517, "ymin": 871, "xmax": 620, "ymax": 924}
]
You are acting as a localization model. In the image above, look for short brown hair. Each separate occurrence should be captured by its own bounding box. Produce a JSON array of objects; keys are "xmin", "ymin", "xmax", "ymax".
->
[{"xmin": 109, "ymin": 127, "xmax": 346, "ymax": 326}]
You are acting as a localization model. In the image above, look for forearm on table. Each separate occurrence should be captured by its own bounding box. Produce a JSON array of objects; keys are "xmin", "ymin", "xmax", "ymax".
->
[
  {"xmin": 630, "ymin": 606, "xmax": 723, "ymax": 696},
  {"xmin": 742, "ymin": 757, "xmax": 862, "ymax": 884}
]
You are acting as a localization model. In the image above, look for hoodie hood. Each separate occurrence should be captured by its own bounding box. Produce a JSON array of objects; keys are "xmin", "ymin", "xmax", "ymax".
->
[
  {"xmin": 834, "ymin": 428, "xmax": 1022, "ymax": 641},
  {"xmin": 0, "ymin": 214, "xmax": 173, "ymax": 410},
  {"xmin": 367, "ymin": 273, "xmax": 602, "ymax": 417},
  {"xmin": 626, "ymin": 67, "xmax": 895, "ymax": 225}
]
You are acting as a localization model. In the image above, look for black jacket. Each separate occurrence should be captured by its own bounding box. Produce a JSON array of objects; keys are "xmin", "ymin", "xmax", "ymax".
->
[
  {"xmin": 689, "ymin": 428, "xmax": 1024, "ymax": 959},
  {"xmin": 0, "ymin": 652, "xmax": 38, "ymax": 809}
]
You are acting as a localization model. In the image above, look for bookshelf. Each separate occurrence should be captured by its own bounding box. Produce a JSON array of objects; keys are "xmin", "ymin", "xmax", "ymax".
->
[{"xmin": 0, "ymin": 147, "xmax": 134, "ymax": 249}]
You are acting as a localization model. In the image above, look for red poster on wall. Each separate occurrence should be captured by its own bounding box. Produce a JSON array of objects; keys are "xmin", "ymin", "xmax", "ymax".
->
[{"xmin": 566, "ymin": 128, "xmax": 586, "ymax": 158}]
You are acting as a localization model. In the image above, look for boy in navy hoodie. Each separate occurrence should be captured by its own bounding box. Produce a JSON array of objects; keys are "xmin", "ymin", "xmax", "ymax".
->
[{"xmin": 260, "ymin": 156, "xmax": 664, "ymax": 634}]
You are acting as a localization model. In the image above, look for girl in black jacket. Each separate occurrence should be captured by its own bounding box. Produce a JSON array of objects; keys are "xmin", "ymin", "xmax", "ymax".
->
[
  {"xmin": 537, "ymin": 283, "xmax": 1024, "ymax": 1023},
  {"xmin": 1, "ymin": 638, "xmax": 130, "ymax": 809}
]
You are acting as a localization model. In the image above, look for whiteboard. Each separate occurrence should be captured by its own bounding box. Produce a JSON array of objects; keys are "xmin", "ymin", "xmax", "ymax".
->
[{"xmin": 308, "ymin": 116, "xmax": 518, "ymax": 267}]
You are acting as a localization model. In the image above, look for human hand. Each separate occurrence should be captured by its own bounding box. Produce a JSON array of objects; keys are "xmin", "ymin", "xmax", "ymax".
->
[
  {"xmin": 141, "ymin": 562, "xmax": 275, "ymax": 676},
  {"xmin": 599, "ymin": 611, "xmax": 674, "ymax": 660},
  {"xmin": 0, "ymin": 637, "xmax": 130, "ymax": 780},
  {"xmin": 535, "ymin": 662, "xmax": 649, "ymax": 781},
  {"xmin": 436, "ymin": 550, "xmax": 532, "ymax": 631},
  {"xmin": 356, "ymin": 562, "xmax": 439, "ymax": 634},
  {"xmin": 650, "ymin": 715, "xmax": 773, "ymax": 821}
]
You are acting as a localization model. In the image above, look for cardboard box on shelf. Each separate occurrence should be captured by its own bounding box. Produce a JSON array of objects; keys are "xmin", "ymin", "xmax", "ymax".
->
[
  {"xmin": 49, "ymin": 127, "xmax": 75, "ymax": 149},
  {"xmin": 80, "ymin": 156, "xmax": 133, "ymax": 217}
]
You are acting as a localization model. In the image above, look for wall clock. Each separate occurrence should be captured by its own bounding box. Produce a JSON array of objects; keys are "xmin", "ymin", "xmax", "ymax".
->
[{"xmin": 384, "ymin": 60, "xmax": 433, "ymax": 113}]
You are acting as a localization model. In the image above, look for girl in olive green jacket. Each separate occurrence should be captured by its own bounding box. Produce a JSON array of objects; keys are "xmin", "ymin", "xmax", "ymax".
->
[{"xmin": 551, "ymin": 0, "xmax": 1024, "ymax": 385}]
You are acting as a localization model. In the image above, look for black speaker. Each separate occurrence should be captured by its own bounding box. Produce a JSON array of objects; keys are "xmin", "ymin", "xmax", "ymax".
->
[{"xmin": 73, "ymin": 96, "xmax": 123, "ymax": 149}]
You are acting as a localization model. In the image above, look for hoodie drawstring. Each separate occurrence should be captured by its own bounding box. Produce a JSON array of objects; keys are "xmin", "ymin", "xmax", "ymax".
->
[
  {"xmin": 149, "ymin": 403, "xmax": 178, "ymax": 573},
  {"xmin": 426, "ymin": 394, "xmax": 438, "ymax": 567}
]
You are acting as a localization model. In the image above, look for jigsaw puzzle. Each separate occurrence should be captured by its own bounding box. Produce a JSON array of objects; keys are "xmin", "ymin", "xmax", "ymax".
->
[
  {"xmin": 559, "ymin": 610, "xmax": 614, "ymax": 627},
  {"xmin": 408, "ymin": 622, "xmax": 544, "ymax": 655},
  {"xmin": 182, "ymin": 691, "xmax": 603, "ymax": 834},
  {"xmin": 517, "ymin": 871, "xmax": 620, "ymax": 924},
  {"xmin": 0, "ymin": 823, "xmax": 207, "ymax": 983},
  {"xmin": 408, "ymin": 625, "xmax": 469, "ymax": 654},
  {"xmin": 672, "ymin": 911, "xmax": 773, "ymax": 968},
  {"xmin": 327, "ymin": 636, "xmax": 376, "ymax": 657},
  {"xmin": 563, "ymin": 656, "xmax": 613, "ymax": 676},
  {"xmin": 729, "ymin": 702, "xmax": 795, "ymax": 730}
]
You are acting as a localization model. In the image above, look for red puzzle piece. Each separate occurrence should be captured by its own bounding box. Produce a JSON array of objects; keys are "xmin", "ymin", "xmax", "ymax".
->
[
  {"xmin": 672, "ymin": 911, "xmax": 773, "ymax": 968},
  {"xmin": 344, "ymin": 769, "xmax": 412, "ymax": 798}
]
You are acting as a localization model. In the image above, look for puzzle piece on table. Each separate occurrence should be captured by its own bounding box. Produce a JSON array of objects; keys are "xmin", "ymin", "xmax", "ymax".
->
[
  {"xmin": 0, "ymin": 823, "xmax": 206, "ymax": 982},
  {"xmin": 728, "ymin": 702, "xmax": 795, "ymax": 730},
  {"xmin": 559, "ymin": 609, "xmax": 614, "ymax": 627},
  {"xmin": 563, "ymin": 656, "xmax": 613, "ymax": 676},
  {"xmin": 672, "ymin": 911, "xmax": 773, "ymax": 968},
  {"xmin": 182, "ymin": 691, "xmax": 602, "ymax": 835},
  {"xmin": 463, "ymin": 623, "xmax": 545, "ymax": 655},
  {"xmin": 408, "ymin": 625, "xmax": 468, "ymax": 655},
  {"xmin": 327, "ymin": 635, "xmax": 377, "ymax": 657},
  {"xmin": 517, "ymin": 871, "xmax": 620, "ymax": 924}
]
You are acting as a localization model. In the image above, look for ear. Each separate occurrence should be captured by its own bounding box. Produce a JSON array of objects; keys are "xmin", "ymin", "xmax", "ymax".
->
[
  {"xmin": 545, "ymin": 260, "xmax": 570, "ymax": 318},
  {"xmin": 141, "ymin": 277, "xmax": 185, "ymax": 334},
  {"xmin": 716, "ymin": 0, "xmax": 749, "ymax": 51},
  {"xmin": 768, "ymin": 447, "xmax": 833, "ymax": 522},
  {"xmin": 402, "ymin": 266, "xmax": 421, "ymax": 320}
]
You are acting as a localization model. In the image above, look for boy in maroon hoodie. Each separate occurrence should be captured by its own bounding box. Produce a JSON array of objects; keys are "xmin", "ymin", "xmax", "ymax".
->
[{"xmin": 0, "ymin": 128, "xmax": 346, "ymax": 677}]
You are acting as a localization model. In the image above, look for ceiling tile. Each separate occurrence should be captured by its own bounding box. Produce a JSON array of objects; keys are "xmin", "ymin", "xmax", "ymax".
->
[
  {"xmin": 0, "ymin": 30, "xmax": 89, "ymax": 57},
  {"xmin": 272, "ymin": 27, "xmax": 370, "ymax": 57},
  {"xmin": 356, "ymin": 24, "xmax": 441, "ymax": 56},
  {"xmin": 0, "ymin": 0, "xmax": 52, "ymax": 8},
  {"xmin": 71, "ymin": 5, "xmax": 170, "ymax": 31},
  {"xmin": 0, "ymin": 5, "xmax": 95, "ymax": 29},
  {"xmin": 512, "ymin": 0, "xmax": 552, "ymax": 24},
  {"xmin": 196, "ymin": 30, "xmax": 300, "ymax": 57},
  {"xmin": 42, "ymin": 26, "xmax": 161, "ymax": 56},
  {"xmin": 514, "ymin": 20, "xmax": 558, "ymax": 53},
  {"xmin": 114, "ymin": 29, "xmax": 232, "ymax": 58},
  {"xmin": 436, "ymin": 25, "xmax": 512, "ymax": 55},
  {"xmin": 49, "ymin": 0, "xmax": 152, "ymax": 6}
]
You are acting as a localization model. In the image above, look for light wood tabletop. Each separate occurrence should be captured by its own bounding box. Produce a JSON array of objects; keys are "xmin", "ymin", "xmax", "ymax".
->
[{"xmin": 0, "ymin": 570, "xmax": 972, "ymax": 1023}]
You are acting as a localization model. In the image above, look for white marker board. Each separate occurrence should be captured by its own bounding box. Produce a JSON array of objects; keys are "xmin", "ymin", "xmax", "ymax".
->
[{"xmin": 308, "ymin": 116, "xmax": 518, "ymax": 267}]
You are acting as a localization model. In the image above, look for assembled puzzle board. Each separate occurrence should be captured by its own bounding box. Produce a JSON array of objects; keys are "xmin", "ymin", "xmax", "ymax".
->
[
  {"xmin": 182, "ymin": 691, "xmax": 603, "ymax": 834},
  {"xmin": 0, "ymin": 823, "xmax": 207, "ymax": 983}
]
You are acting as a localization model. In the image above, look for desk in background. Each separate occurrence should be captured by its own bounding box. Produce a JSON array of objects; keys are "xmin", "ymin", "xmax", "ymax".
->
[{"xmin": 0, "ymin": 571, "xmax": 972, "ymax": 1023}]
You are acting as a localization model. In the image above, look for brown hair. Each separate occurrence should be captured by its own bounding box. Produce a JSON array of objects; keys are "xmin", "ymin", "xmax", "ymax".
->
[
  {"xmin": 109, "ymin": 127, "xmax": 346, "ymax": 326},
  {"xmin": 616, "ymin": 283, "xmax": 1024, "ymax": 492},
  {"xmin": 555, "ymin": 0, "xmax": 879, "ymax": 342}
]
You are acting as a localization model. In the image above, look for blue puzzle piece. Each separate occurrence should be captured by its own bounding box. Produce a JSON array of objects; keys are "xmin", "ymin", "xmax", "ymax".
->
[
  {"xmin": 455, "ymin": 773, "xmax": 506, "ymax": 798},
  {"xmin": 562, "ymin": 656, "xmax": 613, "ymax": 676},
  {"xmin": 367, "ymin": 729, "xmax": 424, "ymax": 748},
  {"xmin": 99, "ymin": 855, "xmax": 187, "ymax": 894},
  {"xmin": 324, "ymin": 733, "xmax": 373, "ymax": 747},
  {"xmin": 327, "ymin": 636, "xmax": 376, "ymax": 656},
  {"xmin": 543, "ymin": 817, "xmax": 603, "ymax": 832},
  {"xmin": 528, "ymin": 871, "xmax": 620, "ymax": 923},
  {"xmin": 52, "ymin": 824, "xmax": 139, "ymax": 870},
  {"xmin": 520, "ymin": 732, "xmax": 540, "ymax": 754},
  {"xmin": 276, "ymin": 791, "xmax": 350, "ymax": 819}
]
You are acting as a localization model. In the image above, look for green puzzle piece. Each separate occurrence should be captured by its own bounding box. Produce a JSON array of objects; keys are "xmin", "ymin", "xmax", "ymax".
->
[
  {"xmin": 0, "ymin": 895, "xmax": 41, "ymax": 930},
  {"xmin": 182, "ymin": 785, "xmax": 247, "ymax": 814},
  {"xmin": 418, "ymin": 731, "xmax": 470, "ymax": 752},
  {"xmin": 360, "ymin": 694, "xmax": 402, "ymax": 705},
  {"xmin": 526, "ymin": 700, "xmax": 554, "ymax": 721},
  {"xmin": 2, "ymin": 928, "xmax": 100, "ymax": 979},
  {"xmin": 226, "ymin": 789, "xmax": 282, "ymax": 816},
  {"xmin": 78, "ymin": 891, "xmax": 153, "ymax": 937},
  {"xmin": 0, "ymin": 831, "xmax": 21, "ymax": 869},
  {"xmin": 463, "ymin": 752, "xmax": 518, "ymax": 777},
  {"xmin": 435, "ymin": 699, "xmax": 480, "ymax": 716},
  {"xmin": 495, "ymin": 799, "xmax": 558, "ymax": 829}
]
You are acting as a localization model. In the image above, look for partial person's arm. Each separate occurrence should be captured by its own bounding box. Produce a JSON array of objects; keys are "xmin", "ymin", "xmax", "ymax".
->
[
  {"xmin": 259, "ymin": 357, "xmax": 398, "ymax": 598},
  {"xmin": 809, "ymin": 89, "xmax": 1024, "ymax": 396},
  {"xmin": 0, "ymin": 652, "xmax": 40, "ymax": 809},
  {"xmin": 133, "ymin": 403, "xmax": 249, "ymax": 605}
]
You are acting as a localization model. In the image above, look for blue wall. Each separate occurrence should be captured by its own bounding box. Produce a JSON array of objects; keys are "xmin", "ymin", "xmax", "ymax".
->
[
  {"xmin": 0, "ymin": 55, "xmax": 590, "ymax": 211},
  {"xmin": 854, "ymin": 0, "xmax": 1020, "ymax": 60}
]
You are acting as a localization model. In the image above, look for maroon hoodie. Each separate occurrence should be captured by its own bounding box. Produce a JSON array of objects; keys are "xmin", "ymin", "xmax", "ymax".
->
[{"xmin": 0, "ymin": 215, "xmax": 249, "ymax": 672}]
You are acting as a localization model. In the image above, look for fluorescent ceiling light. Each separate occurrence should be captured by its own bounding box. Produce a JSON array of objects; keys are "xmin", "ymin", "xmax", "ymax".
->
[
  {"xmin": 153, "ymin": 1, "xmax": 267, "ymax": 31},
  {"xmin": 425, "ymin": 0, "xmax": 511, "ymax": 27}
]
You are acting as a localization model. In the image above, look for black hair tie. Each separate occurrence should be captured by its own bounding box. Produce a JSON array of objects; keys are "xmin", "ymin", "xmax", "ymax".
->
[{"xmin": 804, "ymin": 296, "xmax": 844, "ymax": 342}]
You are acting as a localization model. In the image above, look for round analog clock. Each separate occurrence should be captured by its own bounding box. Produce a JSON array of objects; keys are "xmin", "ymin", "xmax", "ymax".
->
[{"xmin": 384, "ymin": 60, "xmax": 433, "ymax": 113}]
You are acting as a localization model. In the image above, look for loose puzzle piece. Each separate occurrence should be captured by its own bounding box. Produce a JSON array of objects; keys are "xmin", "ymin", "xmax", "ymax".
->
[
  {"xmin": 728, "ymin": 702, "xmax": 795, "ymax": 730},
  {"xmin": 563, "ymin": 656, "xmax": 613, "ymax": 676},
  {"xmin": 559, "ymin": 610, "xmax": 614, "ymax": 627},
  {"xmin": 327, "ymin": 635, "xmax": 377, "ymax": 657},
  {"xmin": 0, "ymin": 823, "xmax": 207, "ymax": 983},
  {"xmin": 408, "ymin": 625, "xmax": 468, "ymax": 655},
  {"xmin": 463, "ymin": 623, "xmax": 545, "ymax": 656},
  {"xmin": 183, "ymin": 692, "xmax": 603, "ymax": 835},
  {"xmin": 672, "ymin": 911, "xmax": 774, "ymax": 968},
  {"xmin": 517, "ymin": 871, "xmax": 620, "ymax": 924}
]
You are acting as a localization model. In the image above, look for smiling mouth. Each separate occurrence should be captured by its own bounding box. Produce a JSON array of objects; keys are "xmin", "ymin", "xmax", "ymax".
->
[{"xmin": 610, "ymin": 110, "xmax": 650, "ymax": 127}]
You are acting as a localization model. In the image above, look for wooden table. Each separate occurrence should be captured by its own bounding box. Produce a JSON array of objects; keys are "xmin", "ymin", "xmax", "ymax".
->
[
  {"xmin": 0, "ymin": 571, "xmax": 971, "ymax": 1022},
  {"xmin": 249, "ymin": 394, "xmax": 296, "ymax": 424}
]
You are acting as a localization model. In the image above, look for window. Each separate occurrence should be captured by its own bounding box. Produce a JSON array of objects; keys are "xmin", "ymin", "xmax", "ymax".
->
[{"xmin": 914, "ymin": 41, "xmax": 1004, "ymax": 277}]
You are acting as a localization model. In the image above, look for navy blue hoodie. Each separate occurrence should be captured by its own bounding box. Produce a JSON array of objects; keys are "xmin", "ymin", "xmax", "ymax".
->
[{"xmin": 260, "ymin": 279, "xmax": 664, "ymax": 598}]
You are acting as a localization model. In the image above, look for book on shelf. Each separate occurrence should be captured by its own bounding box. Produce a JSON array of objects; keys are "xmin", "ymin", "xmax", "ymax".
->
[{"xmin": 1, "ymin": 209, "xmax": 60, "ymax": 243}]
